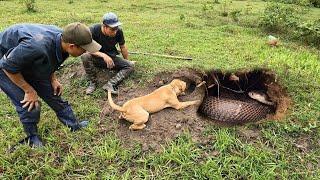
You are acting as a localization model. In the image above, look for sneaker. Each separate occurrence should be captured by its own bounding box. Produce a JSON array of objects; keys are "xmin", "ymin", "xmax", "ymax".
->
[
  {"xmin": 102, "ymin": 82, "xmax": 118, "ymax": 94},
  {"xmin": 85, "ymin": 81, "xmax": 96, "ymax": 95}
]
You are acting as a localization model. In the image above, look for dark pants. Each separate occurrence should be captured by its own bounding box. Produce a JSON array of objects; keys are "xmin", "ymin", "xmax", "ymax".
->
[
  {"xmin": 81, "ymin": 53, "xmax": 134, "ymax": 83},
  {"xmin": 0, "ymin": 69, "xmax": 80, "ymax": 131}
]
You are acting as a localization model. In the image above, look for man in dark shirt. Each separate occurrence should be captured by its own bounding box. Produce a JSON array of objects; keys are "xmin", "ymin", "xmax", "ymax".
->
[
  {"xmin": 0, "ymin": 22, "xmax": 101, "ymax": 147},
  {"xmin": 81, "ymin": 12, "xmax": 134, "ymax": 95}
]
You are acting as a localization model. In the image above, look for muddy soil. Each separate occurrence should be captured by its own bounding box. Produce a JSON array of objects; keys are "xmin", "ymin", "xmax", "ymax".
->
[
  {"xmin": 99, "ymin": 69, "xmax": 215, "ymax": 151},
  {"xmin": 99, "ymin": 68, "xmax": 291, "ymax": 151},
  {"xmin": 58, "ymin": 64, "xmax": 291, "ymax": 152}
]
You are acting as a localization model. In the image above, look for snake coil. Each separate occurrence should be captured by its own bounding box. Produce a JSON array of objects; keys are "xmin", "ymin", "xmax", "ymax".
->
[{"xmin": 199, "ymin": 96, "xmax": 273, "ymax": 124}]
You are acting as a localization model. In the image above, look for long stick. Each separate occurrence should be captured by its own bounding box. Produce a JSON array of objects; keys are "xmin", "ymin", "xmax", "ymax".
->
[{"xmin": 128, "ymin": 51, "xmax": 193, "ymax": 60}]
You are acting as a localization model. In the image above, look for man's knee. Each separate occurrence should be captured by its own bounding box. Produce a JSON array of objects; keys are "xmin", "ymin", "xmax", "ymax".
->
[
  {"xmin": 81, "ymin": 53, "xmax": 93, "ymax": 66},
  {"xmin": 17, "ymin": 105, "xmax": 41, "ymax": 124},
  {"xmin": 45, "ymin": 96, "xmax": 70, "ymax": 113},
  {"xmin": 118, "ymin": 58, "xmax": 135, "ymax": 73},
  {"xmin": 81, "ymin": 53, "xmax": 92, "ymax": 61},
  {"xmin": 126, "ymin": 62, "xmax": 135, "ymax": 73}
]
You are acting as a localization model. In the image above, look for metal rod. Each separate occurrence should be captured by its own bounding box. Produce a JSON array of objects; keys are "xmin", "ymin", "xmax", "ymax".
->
[{"xmin": 128, "ymin": 51, "xmax": 193, "ymax": 60}]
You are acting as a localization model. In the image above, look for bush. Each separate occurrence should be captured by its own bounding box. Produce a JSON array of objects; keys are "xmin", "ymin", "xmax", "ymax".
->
[
  {"xmin": 259, "ymin": 3, "xmax": 300, "ymax": 32},
  {"xmin": 230, "ymin": 10, "xmax": 242, "ymax": 22},
  {"xmin": 21, "ymin": 0, "xmax": 36, "ymax": 12},
  {"xmin": 260, "ymin": 3, "xmax": 320, "ymax": 48},
  {"xmin": 309, "ymin": 0, "xmax": 320, "ymax": 7},
  {"xmin": 263, "ymin": 0, "xmax": 320, "ymax": 7},
  {"xmin": 295, "ymin": 20, "xmax": 320, "ymax": 46}
]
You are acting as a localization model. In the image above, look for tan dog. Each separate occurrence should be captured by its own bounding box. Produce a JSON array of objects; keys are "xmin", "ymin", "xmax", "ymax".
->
[{"xmin": 108, "ymin": 79, "xmax": 200, "ymax": 130}]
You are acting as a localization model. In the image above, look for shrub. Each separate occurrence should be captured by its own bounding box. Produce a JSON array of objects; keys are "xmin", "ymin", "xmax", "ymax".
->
[
  {"xmin": 259, "ymin": 3, "xmax": 300, "ymax": 32},
  {"xmin": 21, "ymin": 0, "xmax": 36, "ymax": 12},
  {"xmin": 295, "ymin": 20, "xmax": 320, "ymax": 47},
  {"xmin": 309, "ymin": 0, "xmax": 320, "ymax": 7},
  {"xmin": 230, "ymin": 10, "xmax": 241, "ymax": 22},
  {"xmin": 221, "ymin": 0, "xmax": 231, "ymax": 17},
  {"xmin": 213, "ymin": 0, "xmax": 220, "ymax": 4},
  {"xmin": 263, "ymin": 0, "xmax": 319, "ymax": 7},
  {"xmin": 260, "ymin": 3, "xmax": 320, "ymax": 48}
]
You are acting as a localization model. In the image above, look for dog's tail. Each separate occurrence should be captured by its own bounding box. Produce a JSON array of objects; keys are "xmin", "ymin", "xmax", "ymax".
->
[{"xmin": 108, "ymin": 90, "xmax": 125, "ymax": 112}]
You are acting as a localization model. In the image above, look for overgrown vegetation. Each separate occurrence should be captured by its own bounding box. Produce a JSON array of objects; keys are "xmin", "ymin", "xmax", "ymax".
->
[
  {"xmin": 310, "ymin": 0, "xmax": 320, "ymax": 7},
  {"xmin": 20, "ymin": 0, "xmax": 36, "ymax": 12},
  {"xmin": 263, "ymin": 0, "xmax": 320, "ymax": 7},
  {"xmin": 259, "ymin": 3, "xmax": 301, "ymax": 32},
  {"xmin": 260, "ymin": 2, "xmax": 320, "ymax": 48},
  {"xmin": 295, "ymin": 19, "xmax": 320, "ymax": 46},
  {"xmin": 0, "ymin": 0, "xmax": 319, "ymax": 179}
]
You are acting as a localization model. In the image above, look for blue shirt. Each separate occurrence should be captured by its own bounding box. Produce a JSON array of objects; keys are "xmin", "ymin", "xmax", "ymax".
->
[{"xmin": 0, "ymin": 24, "xmax": 69, "ymax": 80}]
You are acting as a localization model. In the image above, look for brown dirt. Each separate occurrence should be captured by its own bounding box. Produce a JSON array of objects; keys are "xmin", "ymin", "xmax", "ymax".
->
[
  {"xmin": 58, "ymin": 64, "xmax": 291, "ymax": 152},
  {"xmin": 99, "ymin": 69, "xmax": 214, "ymax": 151},
  {"xmin": 99, "ymin": 68, "xmax": 291, "ymax": 151}
]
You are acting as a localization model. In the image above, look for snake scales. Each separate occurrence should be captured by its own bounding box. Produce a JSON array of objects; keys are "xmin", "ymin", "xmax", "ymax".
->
[{"xmin": 198, "ymin": 96, "xmax": 274, "ymax": 124}]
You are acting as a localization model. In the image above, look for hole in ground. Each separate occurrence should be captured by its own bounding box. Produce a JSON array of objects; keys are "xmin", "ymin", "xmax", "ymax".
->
[
  {"xmin": 198, "ymin": 68, "xmax": 291, "ymax": 124},
  {"xmin": 97, "ymin": 68, "xmax": 290, "ymax": 152}
]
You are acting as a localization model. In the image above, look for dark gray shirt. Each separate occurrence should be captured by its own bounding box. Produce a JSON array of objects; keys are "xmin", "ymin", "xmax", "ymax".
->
[
  {"xmin": 90, "ymin": 24, "xmax": 125, "ymax": 57},
  {"xmin": 0, "ymin": 23, "xmax": 69, "ymax": 80}
]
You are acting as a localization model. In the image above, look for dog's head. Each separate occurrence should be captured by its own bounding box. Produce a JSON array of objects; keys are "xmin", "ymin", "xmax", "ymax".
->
[{"xmin": 170, "ymin": 79, "xmax": 187, "ymax": 95}]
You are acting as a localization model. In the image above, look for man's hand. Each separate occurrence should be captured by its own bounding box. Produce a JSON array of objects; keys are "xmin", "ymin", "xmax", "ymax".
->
[
  {"xmin": 2, "ymin": 70, "xmax": 39, "ymax": 112},
  {"xmin": 130, "ymin": 61, "xmax": 136, "ymax": 65},
  {"xmin": 20, "ymin": 90, "xmax": 39, "ymax": 112},
  {"xmin": 103, "ymin": 54, "xmax": 115, "ymax": 69},
  {"xmin": 91, "ymin": 52, "xmax": 115, "ymax": 69},
  {"xmin": 51, "ymin": 79, "xmax": 63, "ymax": 96}
]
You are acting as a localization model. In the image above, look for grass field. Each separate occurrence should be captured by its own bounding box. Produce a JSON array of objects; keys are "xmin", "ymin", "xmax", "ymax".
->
[{"xmin": 0, "ymin": 0, "xmax": 319, "ymax": 179}]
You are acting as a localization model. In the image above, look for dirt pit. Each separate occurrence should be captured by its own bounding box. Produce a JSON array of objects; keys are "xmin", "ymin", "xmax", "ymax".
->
[
  {"xmin": 199, "ymin": 68, "xmax": 291, "ymax": 124},
  {"xmin": 99, "ymin": 68, "xmax": 291, "ymax": 152}
]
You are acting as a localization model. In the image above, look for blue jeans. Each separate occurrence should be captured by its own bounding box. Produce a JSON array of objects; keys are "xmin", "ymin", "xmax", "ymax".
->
[{"xmin": 0, "ymin": 69, "xmax": 80, "ymax": 130}]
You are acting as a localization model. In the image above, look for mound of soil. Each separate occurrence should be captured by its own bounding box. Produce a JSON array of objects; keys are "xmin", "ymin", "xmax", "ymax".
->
[
  {"xmin": 99, "ymin": 68, "xmax": 291, "ymax": 151},
  {"xmin": 100, "ymin": 69, "xmax": 211, "ymax": 151},
  {"xmin": 58, "ymin": 64, "xmax": 290, "ymax": 152}
]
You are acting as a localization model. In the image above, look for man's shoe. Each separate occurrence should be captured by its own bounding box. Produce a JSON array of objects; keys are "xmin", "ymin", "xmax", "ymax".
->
[
  {"xmin": 19, "ymin": 135, "xmax": 44, "ymax": 148},
  {"xmin": 85, "ymin": 81, "xmax": 96, "ymax": 95},
  {"xmin": 102, "ymin": 82, "xmax": 118, "ymax": 94},
  {"xmin": 71, "ymin": 120, "xmax": 89, "ymax": 132},
  {"xmin": 79, "ymin": 120, "xmax": 89, "ymax": 128},
  {"xmin": 29, "ymin": 135, "xmax": 44, "ymax": 147}
]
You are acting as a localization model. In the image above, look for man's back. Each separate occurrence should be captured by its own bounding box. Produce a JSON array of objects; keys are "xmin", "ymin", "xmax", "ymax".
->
[
  {"xmin": 0, "ymin": 24, "xmax": 67, "ymax": 80},
  {"xmin": 0, "ymin": 24, "xmax": 61, "ymax": 52}
]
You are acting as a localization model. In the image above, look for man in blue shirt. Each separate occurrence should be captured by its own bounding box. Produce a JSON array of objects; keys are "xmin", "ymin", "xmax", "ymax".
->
[
  {"xmin": 0, "ymin": 22, "xmax": 101, "ymax": 147},
  {"xmin": 81, "ymin": 12, "xmax": 134, "ymax": 95}
]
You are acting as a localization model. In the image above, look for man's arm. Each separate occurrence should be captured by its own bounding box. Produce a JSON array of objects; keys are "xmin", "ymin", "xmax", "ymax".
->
[
  {"xmin": 90, "ymin": 51, "xmax": 115, "ymax": 69},
  {"xmin": 0, "ymin": 39, "xmax": 46, "ymax": 111},
  {"xmin": 120, "ymin": 44, "xmax": 129, "ymax": 60},
  {"xmin": 50, "ymin": 72, "xmax": 63, "ymax": 96},
  {"xmin": 3, "ymin": 69, "xmax": 39, "ymax": 111}
]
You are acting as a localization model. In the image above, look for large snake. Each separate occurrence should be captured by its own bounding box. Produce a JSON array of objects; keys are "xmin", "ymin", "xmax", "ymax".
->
[{"xmin": 198, "ymin": 91, "xmax": 274, "ymax": 124}]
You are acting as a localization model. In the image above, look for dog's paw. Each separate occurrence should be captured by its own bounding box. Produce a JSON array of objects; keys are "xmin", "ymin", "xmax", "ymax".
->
[{"xmin": 129, "ymin": 124, "xmax": 146, "ymax": 130}]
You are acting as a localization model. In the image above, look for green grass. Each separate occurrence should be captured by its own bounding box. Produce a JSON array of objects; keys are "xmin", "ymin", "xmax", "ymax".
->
[{"xmin": 0, "ymin": 0, "xmax": 320, "ymax": 179}]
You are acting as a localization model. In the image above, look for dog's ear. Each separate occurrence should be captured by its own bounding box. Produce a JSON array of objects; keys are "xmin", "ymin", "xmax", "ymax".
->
[
  {"xmin": 179, "ymin": 80, "xmax": 187, "ymax": 91},
  {"xmin": 171, "ymin": 79, "xmax": 181, "ymax": 93},
  {"xmin": 172, "ymin": 79, "xmax": 187, "ymax": 92}
]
